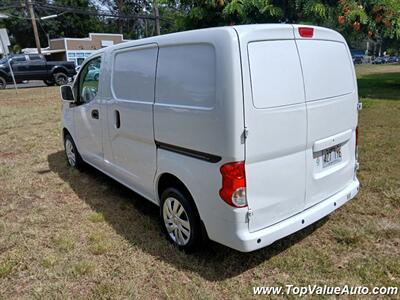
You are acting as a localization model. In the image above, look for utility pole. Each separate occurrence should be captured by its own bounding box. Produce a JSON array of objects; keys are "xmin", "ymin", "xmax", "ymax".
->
[
  {"xmin": 27, "ymin": 0, "xmax": 41, "ymax": 54},
  {"xmin": 153, "ymin": 0, "xmax": 160, "ymax": 35}
]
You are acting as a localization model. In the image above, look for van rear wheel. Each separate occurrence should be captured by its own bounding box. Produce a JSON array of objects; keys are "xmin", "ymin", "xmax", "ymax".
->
[{"xmin": 160, "ymin": 187, "xmax": 201, "ymax": 252}]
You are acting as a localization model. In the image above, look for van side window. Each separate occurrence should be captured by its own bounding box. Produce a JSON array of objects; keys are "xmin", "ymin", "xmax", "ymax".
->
[
  {"xmin": 112, "ymin": 46, "xmax": 158, "ymax": 102},
  {"xmin": 156, "ymin": 44, "xmax": 216, "ymax": 108},
  {"xmin": 79, "ymin": 57, "xmax": 101, "ymax": 104}
]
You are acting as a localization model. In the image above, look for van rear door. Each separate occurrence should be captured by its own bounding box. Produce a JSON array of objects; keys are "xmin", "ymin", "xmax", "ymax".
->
[
  {"xmin": 238, "ymin": 26, "xmax": 307, "ymax": 233},
  {"xmin": 293, "ymin": 25, "xmax": 358, "ymax": 208}
]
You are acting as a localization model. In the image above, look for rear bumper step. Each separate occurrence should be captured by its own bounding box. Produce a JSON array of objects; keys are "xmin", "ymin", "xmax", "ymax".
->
[{"xmin": 224, "ymin": 178, "xmax": 359, "ymax": 252}]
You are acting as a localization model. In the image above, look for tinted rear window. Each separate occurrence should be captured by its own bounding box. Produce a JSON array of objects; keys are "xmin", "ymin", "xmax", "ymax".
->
[{"xmin": 296, "ymin": 40, "xmax": 354, "ymax": 101}]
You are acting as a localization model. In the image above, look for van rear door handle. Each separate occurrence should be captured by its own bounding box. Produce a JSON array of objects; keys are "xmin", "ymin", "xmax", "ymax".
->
[
  {"xmin": 91, "ymin": 109, "xmax": 99, "ymax": 119},
  {"xmin": 115, "ymin": 110, "xmax": 120, "ymax": 129}
]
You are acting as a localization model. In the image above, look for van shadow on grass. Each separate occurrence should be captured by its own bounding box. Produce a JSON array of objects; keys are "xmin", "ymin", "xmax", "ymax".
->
[
  {"xmin": 48, "ymin": 150, "xmax": 328, "ymax": 281},
  {"xmin": 357, "ymin": 72, "xmax": 400, "ymax": 100}
]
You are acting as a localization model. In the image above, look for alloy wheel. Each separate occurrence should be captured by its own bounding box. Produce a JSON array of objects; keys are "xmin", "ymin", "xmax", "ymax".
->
[
  {"xmin": 55, "ymin": 74, "xmax": 68, "ymax": 86},
  {"xmin": 65, "ymin": 139, "xmax": 76, "ymax": 166},
  {"xmin": 162, "ymin": 197, "xmax": 191, "ymax": 246}
]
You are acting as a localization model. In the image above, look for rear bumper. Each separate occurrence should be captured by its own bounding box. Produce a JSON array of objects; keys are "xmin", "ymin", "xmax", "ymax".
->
[{"xmin": 209, "ymin": 178, "xmax": 360, "ymax": 252}]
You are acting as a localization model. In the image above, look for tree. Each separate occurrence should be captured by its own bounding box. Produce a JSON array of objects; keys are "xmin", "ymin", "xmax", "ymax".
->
[
  {"xmin": 0, "ymin": 0, "xmax": 103, "ymax": 50},
  {"xmin": 39, "ymin": 0, "xmax": 103, "ymax": 38},
  {"xmin": 159, "ymin": 0, "xmax": 400, "ymax": 51},
  {"xmin": 1, "ymin": 0, "xmax": 399, "ymax": 51},
  {"xmin": 96, "ymin": 0, "xmax": 153, "ymax": 38},
  {"xmin": 335, "ymin": 0, "xmax": 400, "ymax": 40}
]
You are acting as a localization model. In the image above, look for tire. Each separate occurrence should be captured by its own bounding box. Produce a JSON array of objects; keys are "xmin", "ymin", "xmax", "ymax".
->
[
  {"xmin": 160, "ymin": 187, "xmax": 202, "ymax": 252},
  {"xmin": 43, "ymin": 79, "xmax": 55, "ymax": 86},
  {"xmin": 54, "ymin": 72, "xmax": 68, "ymax": 86},
  {"xmin": 64, "ymin": 134, "xmax": 84, "ymax": 170},
  {"xmin": 0, "ymin": 76, "xmax": 6, "ymax": 89}
]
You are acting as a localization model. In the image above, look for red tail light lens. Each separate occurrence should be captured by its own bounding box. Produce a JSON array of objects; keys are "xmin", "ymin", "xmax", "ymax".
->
[
  {"xmin": 219, "ymin": 161, "xmax": 247, "ymax": 208},
  {"xmin": 299, "ymin": 27, "xmax": 314, "ymax": 38}
]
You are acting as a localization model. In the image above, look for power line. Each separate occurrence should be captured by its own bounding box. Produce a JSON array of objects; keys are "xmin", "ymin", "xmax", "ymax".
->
[
  {"xmin": 36, "ymin": 3, "xmax": 167, "ymax": 21},
  {"xmin": 0, "ymin": 2, "xmax": 170, "ymax": 22}
]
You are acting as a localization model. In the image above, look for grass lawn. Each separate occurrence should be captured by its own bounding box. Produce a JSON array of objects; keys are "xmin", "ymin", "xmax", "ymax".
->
[
  {"xmin": 357, "ymin": 64, "xmax": 400, "ymax": 100},
  {"xmin": 0, "ymin": 65, "xmax": 399, "ymax": 299}
]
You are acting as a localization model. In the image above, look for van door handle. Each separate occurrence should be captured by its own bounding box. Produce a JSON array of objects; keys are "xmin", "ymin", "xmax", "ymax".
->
[
  {"xmin": 91, "ymin": 109, "xmax": 99, "ymax": 119},
  {"xmin": 115, "ymin": 110, "xmax": 120, "ymax": 129}
]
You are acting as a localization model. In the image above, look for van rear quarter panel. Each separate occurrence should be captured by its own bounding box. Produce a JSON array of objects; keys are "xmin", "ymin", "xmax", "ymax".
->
[{"xmin": 235, "ymin": 25, "xmax": 309, "ymax": 232}]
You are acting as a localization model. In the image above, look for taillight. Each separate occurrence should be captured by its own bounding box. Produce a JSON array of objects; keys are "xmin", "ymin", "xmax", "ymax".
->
[
  {"xmin": 219, "ymin": 161, "xmax": 247, "ymax": 208},
  {"xmin": 298, "ymin": 27, "xmax": 314, "ymax": 38}
]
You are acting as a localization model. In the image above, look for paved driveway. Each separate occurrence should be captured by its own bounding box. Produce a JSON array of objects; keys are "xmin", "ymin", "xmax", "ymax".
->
[{"xmin": 6, "ymin": 80, "xmax": 47, "ymax": 89}]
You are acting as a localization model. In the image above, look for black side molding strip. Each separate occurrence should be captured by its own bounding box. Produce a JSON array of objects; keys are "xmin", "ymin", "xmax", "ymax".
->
[{"xmin": 155, "ymin": 141, "xmax": 222, "ymax": 163}]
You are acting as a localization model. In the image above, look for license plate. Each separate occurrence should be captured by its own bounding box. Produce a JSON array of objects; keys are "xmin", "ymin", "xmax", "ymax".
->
[{"xmin": 322, "ymin": 145, "xmax": 342, "ymax": 168}]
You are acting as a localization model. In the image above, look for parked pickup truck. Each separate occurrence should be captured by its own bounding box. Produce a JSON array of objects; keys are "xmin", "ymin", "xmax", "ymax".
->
[{"xmin": 0, "ymin": 54, "xmax": 76, "ymax": 89}]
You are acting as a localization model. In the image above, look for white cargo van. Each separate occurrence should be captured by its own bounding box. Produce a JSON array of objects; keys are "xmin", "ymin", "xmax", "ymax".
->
[{"xmin": 60, "ymin": 24, "xmax": 360, "ymax": 252}]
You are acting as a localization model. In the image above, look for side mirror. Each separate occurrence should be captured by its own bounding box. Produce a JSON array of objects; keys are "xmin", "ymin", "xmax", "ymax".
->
[{"xmin": 60, "ymin": 85, "xmax": 75, "ymax": 102}]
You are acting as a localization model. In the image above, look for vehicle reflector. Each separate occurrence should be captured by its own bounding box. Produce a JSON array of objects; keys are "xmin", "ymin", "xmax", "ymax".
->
[
  {"xmin": 219, "ymin": 161, "xmax": 247, "ymax": 208},
  {"xmin": 299, "ymin": 27, "xmax": 314, "ymax": 38},
  {"xmin": 355, "ymin": 126, "xmax": 359, "ymax": 162},
  {"xmin": 356, "ymin": 126, "xmax": 359, "ymax": 146}
]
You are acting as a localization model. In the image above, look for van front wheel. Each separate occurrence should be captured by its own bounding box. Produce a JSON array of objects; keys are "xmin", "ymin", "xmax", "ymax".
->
[
  {"xmin": 64, "ymin": 134, "xmax": 84, "ymax": 170},
  {"xmin": 160, "ymin": 187, "xmax": 201, "ymax": 252}
]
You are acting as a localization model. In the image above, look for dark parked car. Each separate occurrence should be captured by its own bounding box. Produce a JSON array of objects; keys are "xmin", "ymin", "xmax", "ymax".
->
[
  {"xmin": 0, "ymin": 54, "xmax": 76, "ymax": 89},
  {"xmin": 352, "ymin": 55, "xmax": 363, "ymax": 64},
  {"xmin": 387, "ymin": 56, "xmax": 399, "ymax": 63},
  {"xmin": 372, "ymin": 57, "xmax": 386, "ymax": 64}
]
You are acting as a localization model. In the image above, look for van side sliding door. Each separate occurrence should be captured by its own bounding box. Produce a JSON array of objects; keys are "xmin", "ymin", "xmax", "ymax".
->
[{"xmin": 104, "ymin": 44, "xmax": 159, "ymax": 200}]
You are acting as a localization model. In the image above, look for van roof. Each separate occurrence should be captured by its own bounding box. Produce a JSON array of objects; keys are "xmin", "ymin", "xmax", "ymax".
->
[
  {"xmin": 233, "ymin": 24, "xmax": 345, "ymax": 43},
  {"xmin": 86, "ymin": 24, "xmax": 345, "ymax": 60}
]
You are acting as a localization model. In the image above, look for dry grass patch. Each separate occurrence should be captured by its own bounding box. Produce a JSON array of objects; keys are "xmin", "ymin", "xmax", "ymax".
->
[
  {"xmin": 0, "ymin": 257, "xmax": 18, "ymax": 279},
  {"xmin": 88, "ymin": 232, "xmax": 112, "ymax": 255},
  {"xmin": 87, "ymin": 211, "xmax": 105, "ymax": 223},
  {"xmin": 70, "ymin": 260, "xmax": 95, "ymax": 277},
  {"xmin": 52, "ymin": 234, "xmax": 76, "ymax": 253},
  {"xmin": 41, "ymin": 255, "xmax": 58, "ymax": 269},
  {"xmin": 355, "ymin": 63, "xmax": 400, "ymax": 76}
]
